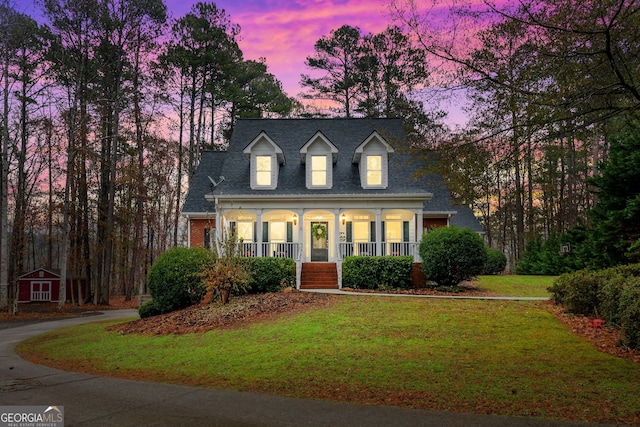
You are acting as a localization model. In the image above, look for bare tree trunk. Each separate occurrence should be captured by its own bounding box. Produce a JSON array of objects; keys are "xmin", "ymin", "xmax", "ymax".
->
[
  {"xmin": 46, "ymin": 119, "xmax": 53, "ymax": 268},
  {"xmin": 128, "ymin": 37, "xmax": 145, "ymax": 301},
  {"xmin": 58, "ymin": 88, "xmax": 77, "ymax": 310},
  {"xmin": 173, "ymin": 79, "xmax": 185, "ymax": 247},
  {"xmin": 0, "ymin": 59, "xmax": 9, "ymax": 311}
]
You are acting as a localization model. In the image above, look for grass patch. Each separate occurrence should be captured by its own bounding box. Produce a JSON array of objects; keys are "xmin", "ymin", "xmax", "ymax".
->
[
  {"xmin": 16, "ymin": 296, "xmax": 639, "ymax": 425},
  {"xmin": 476, "ymin": 275, "xmax": 555, "ymax": 297}
]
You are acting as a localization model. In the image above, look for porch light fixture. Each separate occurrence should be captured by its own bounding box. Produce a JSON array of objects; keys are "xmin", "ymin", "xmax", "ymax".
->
[
  {"xmin": 341, "ymin": 213, "xmax": 346, "ymax": 225},
  {"xmin": 292, "ymin": 214, "xmax": 298, "ymax": 225}
]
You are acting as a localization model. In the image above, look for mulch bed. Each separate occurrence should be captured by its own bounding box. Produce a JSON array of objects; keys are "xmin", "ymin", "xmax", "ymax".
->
[{"xmin": 108, "ymin": 290, "xmax": 335, "ymax": 335}]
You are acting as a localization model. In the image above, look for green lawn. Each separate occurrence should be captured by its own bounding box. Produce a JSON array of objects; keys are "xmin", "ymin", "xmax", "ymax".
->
[
  {"xmin": 475, "ymin": 275, "xmax": 555, "ymax": 297},
  {"xmin": 17, "ymin": 293, "xmax": 639, "ymax": 425}
]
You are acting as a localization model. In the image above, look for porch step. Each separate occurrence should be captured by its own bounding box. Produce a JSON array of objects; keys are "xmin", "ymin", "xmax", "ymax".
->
[{"xmin": 300, "ymin": 262, "xmax": 338, "ymax": 289}]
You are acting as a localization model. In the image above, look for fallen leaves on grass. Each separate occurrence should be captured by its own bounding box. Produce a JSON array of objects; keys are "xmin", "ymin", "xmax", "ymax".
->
[{"xmin": 546, "ymin": 302, "xmax": 640, "ymax": 364}]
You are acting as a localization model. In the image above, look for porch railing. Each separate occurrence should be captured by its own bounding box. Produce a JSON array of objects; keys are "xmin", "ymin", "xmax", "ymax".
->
[
  {"xmin": 261, "ymin": 242, "xmax": 301, "ymax": 260},
  {"xmin": 238, "ymin": 242, "xmax": 301, "ymax": 260},
  {"xmin": 338, "ymin": 242, "xmax": 420, "ymax": 260}
]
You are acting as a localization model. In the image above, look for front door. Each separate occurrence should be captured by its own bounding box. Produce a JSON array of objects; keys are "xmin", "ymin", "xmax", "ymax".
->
[{"xmin": 310, "ymin": 221, "xmax": 328, "ymax": 262}]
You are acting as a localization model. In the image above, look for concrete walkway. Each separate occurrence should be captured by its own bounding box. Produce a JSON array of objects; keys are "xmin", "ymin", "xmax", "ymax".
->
[
  {"xmin": 0, "ymin": 309, "xmax": 612, "ymax": 427},
  {"xmin": 302, "ymin": 288, "xmax": 550, "ymax": 301}
]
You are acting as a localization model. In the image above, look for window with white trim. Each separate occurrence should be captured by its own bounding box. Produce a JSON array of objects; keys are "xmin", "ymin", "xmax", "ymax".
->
[
  {"xmin": 311, "ymin": 155, "xmax": 327, "ymax": 186},
  {"xmin": 238, "ymin": 221, "xmax": 254, "ymax": 242},
  {"xmin": 366, "ymin": 155, "xmax": 382, "ymax": 186},
  {"xmin": 256, "ymin": 155, "xmax": 272, "ymax": 186}
]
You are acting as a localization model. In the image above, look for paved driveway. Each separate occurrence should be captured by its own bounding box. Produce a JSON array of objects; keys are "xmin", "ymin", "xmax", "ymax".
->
[{"xmin": 0, "ymin": 310, "xmax": 611, "ymax": 427}]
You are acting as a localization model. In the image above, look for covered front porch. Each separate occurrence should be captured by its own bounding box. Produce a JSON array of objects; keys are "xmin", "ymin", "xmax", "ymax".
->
[
  {"xmin": 214, "ymin": 207, "xmax": 423, "ymax": 289},
  {"xmin": 219, "ymin": 208, "xmax": 423, "ymax": 262}
]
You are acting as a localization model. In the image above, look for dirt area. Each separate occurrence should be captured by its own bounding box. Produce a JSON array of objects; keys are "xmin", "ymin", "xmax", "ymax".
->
[{"xmin": 4, "ymin": 289, "xmax": 640, "ymax": 364}]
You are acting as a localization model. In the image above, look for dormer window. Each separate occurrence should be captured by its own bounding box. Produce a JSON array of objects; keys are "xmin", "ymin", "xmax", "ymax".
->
[
  {"xmin": 311, "ymin": 155, "xmax": 327, "ymax": 186},
  {"xmin": 353, "ymin": 131, "xmax": 394, "ymax": 189},
  {"xmin": 243, "ymin": 131, "xmax": 285, "ymax": 190},
  {"xmin": 300, "ymin": 131, "xmax": 338, "ymax": 189},
  {"xmin": 366, "ymin": 155, "xmax": 382, "ymax": 186},
  {"xmin": 256, "ymin": 155, "xmax": 272, "ymax": 186}
]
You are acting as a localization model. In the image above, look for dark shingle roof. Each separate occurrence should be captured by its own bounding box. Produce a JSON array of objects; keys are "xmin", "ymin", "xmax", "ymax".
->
[
  {"xmin": 209, "ymin": 117, "xmax": 428, "ymax": 196},
  {"xmin": 182, "ymin": 151, "xmax": 226, "ymax": 214},
  {"xmin": 182, "ymin": 118, "xmax": 482, "ymax": 232},
  {"xmin": 450, "ymin": 205, "xmax": 484, "ymax": 232}
]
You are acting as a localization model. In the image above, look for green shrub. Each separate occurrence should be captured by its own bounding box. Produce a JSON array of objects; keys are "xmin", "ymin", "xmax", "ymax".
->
[
  {"xmin": 549, "ymin": 264, "xmax": 640, "ymax": 317},
  {"xmin": 342, "ymin": 257, "xmax": 379, "ymax": 289},
  {"xmin": 419, "ymin": 226, "xmax": 487, "ymax": 289},
  {"xmin": 342, "ymin": 256, "xmax": 413, "ymax": 289},
  {"xmin": 516, "ymin": 232, "xmax": 587, "ymax": 275},
  {"xmin": 378, "ymin": 256, "xmax": 414, "ymax": 289},
  {"xmin": 597, "ymin": 272, "xmax": 628, "ymax": 326},
  {"xmin": 483, "ymin": 248, "xmax": 507, "ymax": 275},
  {"xmin": 619, "ymin": 278, "xmax": 640, "ymax": 350},
  {"xmin": 549, "ymin": 263, "xmax": 640, "ymax": 350},
  {"xmin": 246, "ymin": 258, "xmax": 295, "ymax": 293},
  {"xmin": 549, "ymin": 270, "xmax": 601, "ymax": 315},
  {"xmin": 138, "ymin": 300, "xmax": 162, "ymax": 319},
  {"xmin": 144, "ymin": 247, "xmax": 211, "ymax": 316}
]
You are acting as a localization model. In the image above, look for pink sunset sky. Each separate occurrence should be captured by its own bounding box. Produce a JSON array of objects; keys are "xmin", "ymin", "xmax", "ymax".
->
[
  {"xmin": 164, "ymin": 0, "xmax": 411, "ymax": 97},
  {"xmin": 20, "ymin": 0, "xmax": 484, "ymax": 124}
]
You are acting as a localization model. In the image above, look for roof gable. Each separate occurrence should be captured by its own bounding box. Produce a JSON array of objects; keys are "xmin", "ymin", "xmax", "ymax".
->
[
  {"xmin": 299, "ymin": 131, "xmax": 339, "ymax": 163},
  {"xmin": 353, "ymin": 130, "xmax": 395, "ymax": 163},
  {"xmin": 243, "ymin": 131, "xmax": 286, "ymax": 165}
]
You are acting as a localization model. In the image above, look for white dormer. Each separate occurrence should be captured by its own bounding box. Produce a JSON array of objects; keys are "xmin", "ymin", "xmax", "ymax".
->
[
  {"xmin": 243, "ymin": 132, "xmax": 285, "ymax": 190},
  {"xmin": 352, "ymin": 131, "xmax": 394, "ymax": 189},
  {"xmin": 299, "ymin": 131, "xmax": 338, "ymax": 189}
]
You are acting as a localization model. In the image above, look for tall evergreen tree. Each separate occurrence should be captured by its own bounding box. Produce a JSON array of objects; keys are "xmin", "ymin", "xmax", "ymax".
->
[
  {"xmin": 301, "ymin": 25, "xmax": 364, "ymax": 118},
  {"xmin": 588, "ymin": 119, "xmax": 640, "ymax": 267}
]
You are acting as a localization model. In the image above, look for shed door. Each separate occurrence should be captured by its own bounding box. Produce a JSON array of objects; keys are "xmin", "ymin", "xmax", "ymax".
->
[{"xmin": 31, "ymin": 281, "xmax": 51, "ymax": 301}]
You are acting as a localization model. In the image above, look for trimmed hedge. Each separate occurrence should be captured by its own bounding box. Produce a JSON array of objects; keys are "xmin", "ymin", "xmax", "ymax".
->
[
  {"xmin": 143, "ymin": 247, "xmax": 212, "ymax": 318},
  {"xmin": 245, "ymin": 258, "xmax": 295, "ymax": 293},
  {"xmin": 419, "ymin": 226, "xmax": 487, "ymax": 288},
  {"xmin": 342, "ymin": 256, "xmax": 413, "ymax": 290},
  {"xmin": 548, "ymin": 263, "xmax": 640, "ymax": 349},
  {"xmin": 483, "ymin": 248, "xmax": 507, "ymax": 275},
  {"xmin": 619, "ymin": 278, "xmax": 640, "ymax": 349}
]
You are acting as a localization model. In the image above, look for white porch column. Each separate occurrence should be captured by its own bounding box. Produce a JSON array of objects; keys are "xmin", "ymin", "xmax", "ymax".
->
[
  {"xmin": 256, "ymin": 210, "xmax": 263, "ymax": 257},
  {"xmin": 334, "ymin": 209, "xmax": 342, "ymax": 289},
  {"xmin": 214, "ymin": 206, "xmax": 222, "ymax": 254},
  {"xmin": 297, "ymin": 209, "xmax": 305, "ymax": 260},
  {"xmin": 375, "ymin": 209, "xmax": 382, "ymax": 256},
  {"xmin": 333, "ymin": 209, "xmax": 340, "ymax": 261},
  {"xmin": 186, "ymin": 215, "xmax": 191, "ymax": 247},
  {"xmin": 215, "ymin": 207, "xmax": 220, "ymax": 242},
  {"xmin": 415, "ymin": 209, "xmax": 424, "ymax": 262},
  {"xmin": 295, "ymin": 209, "xmax": 305, "ymax": 290}
]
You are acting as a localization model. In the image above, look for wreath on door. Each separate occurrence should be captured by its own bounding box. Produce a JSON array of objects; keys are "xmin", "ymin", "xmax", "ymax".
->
[{"xmin": 311, "ymin": 223, "xmax": 328, "ymax": 240}]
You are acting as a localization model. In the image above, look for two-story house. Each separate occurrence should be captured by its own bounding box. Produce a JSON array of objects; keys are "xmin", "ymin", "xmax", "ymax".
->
[{"xmin": 182, "ymin": 118, "xmax": 481, "ymax": 289}]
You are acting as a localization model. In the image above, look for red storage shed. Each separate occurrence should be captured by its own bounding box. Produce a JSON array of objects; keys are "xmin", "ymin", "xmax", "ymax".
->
[{"xmin": 17, "ymin": 268, "xmax": 87, "ymax": 303}]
